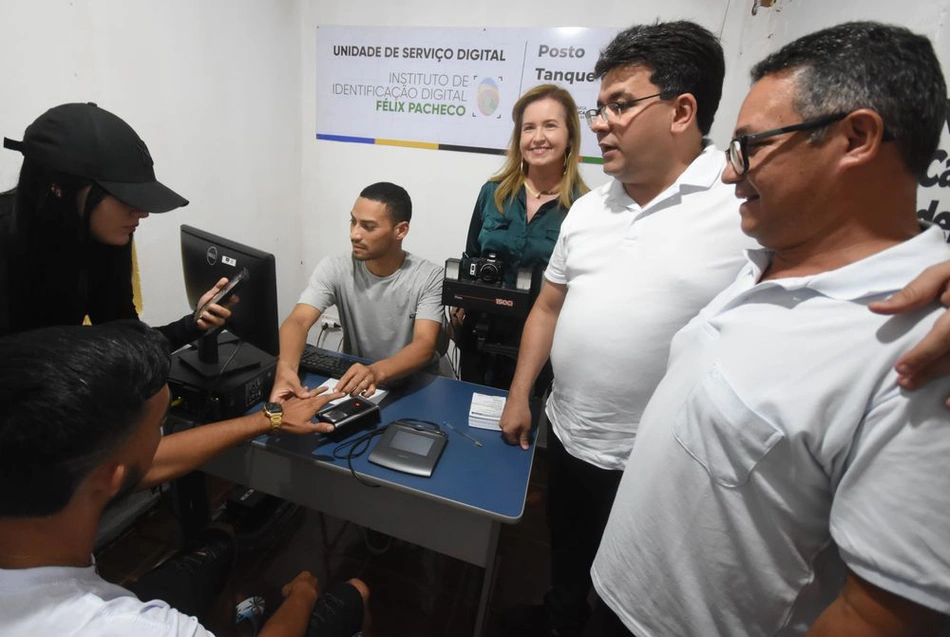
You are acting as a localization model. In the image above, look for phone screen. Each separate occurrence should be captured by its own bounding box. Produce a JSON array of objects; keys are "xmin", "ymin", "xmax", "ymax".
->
[{"xmin": 193, "ymin": 268, "xmax": 248, "ymax": 323}]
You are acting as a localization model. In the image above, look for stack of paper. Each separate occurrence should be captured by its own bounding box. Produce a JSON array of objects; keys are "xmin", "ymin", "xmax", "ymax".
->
[
  {"xmin": 469, "ymin": 392, "xmax": 506, "ymax": 430},
  {"xmin": 316, "ymin": 378, "xmax": 388, "ymax": 406}
]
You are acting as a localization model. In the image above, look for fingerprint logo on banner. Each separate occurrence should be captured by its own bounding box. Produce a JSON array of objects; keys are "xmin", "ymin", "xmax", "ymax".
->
[{"xmin": 476, "ymin": 78, "xmax": 500, "ymax": 116}]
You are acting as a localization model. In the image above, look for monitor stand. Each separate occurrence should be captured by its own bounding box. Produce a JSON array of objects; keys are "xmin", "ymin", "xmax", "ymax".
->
[
  {"xmin": 168, "ymin": 331, "xmax": 278, "ymax": 420},
  {"xmin": 178, "ymin": 331, "xmax": 268, "ymax": 378}
]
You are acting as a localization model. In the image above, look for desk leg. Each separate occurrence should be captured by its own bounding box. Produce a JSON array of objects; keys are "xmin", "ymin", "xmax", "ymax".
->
[
  {"xmin": 168, "ymin": 471, "xmax": 210, "ymax": 546},
  {"xmin": 474, "ymin": 520, "xmax": 501, "ymax": 637},
  {"xmin": 317, "ymin": 512, "xmax": 331, "ymax": 581}
]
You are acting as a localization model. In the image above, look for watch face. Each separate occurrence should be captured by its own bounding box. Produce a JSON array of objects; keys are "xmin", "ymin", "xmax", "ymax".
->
[{"xmin": 264, "ymin": 402, "xmax": 283, "ymax": 415}]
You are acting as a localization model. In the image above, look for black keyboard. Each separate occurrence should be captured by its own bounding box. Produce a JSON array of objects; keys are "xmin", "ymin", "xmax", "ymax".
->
[
  {"xmin": 299, "ymin": 348, "xmax": 356, "ymax": 379},
  {"xmin": 299, "ymin": 346, "xmax": 405, "ymax": 391}
]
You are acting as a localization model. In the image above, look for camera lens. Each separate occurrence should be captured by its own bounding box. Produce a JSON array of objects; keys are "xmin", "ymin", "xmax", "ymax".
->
[{"xmin": 479, "ymin": 263, "xmax": 500, "ymax": 284}]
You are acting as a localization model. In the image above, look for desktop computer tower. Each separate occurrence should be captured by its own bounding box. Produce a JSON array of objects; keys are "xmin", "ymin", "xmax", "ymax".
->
[{"xmin": 167, "ymin": 341, "xmax": 277, "ymax": 421}]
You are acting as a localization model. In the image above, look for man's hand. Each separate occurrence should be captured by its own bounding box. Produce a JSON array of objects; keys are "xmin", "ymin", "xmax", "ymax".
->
[
  {"xmin": 257, "ymin": 571, "xmax": 320, "ymax": 637},
  {"xmin": 279, "ymin": 387, "xmax": 346, "ymax": 435},
  {"xmin": 337, "ymin": 362, "xmax": 381, "ymax": 397},
  {"xmin": 270, "ymin": 361, "xmax": 315, "ymax": 402},
  {"xmin": 272, "ymin": 304, "xmax": 323, "ymax": 401},
  {"xmin": 500, "ymin": 395, "xmax": 533, "ymax": 450},
  {"xmin": 448, "ymin": 307, "xmax": 465, "ymax": 342},
  {"xmin": 498, "ymin": 280, "xmax": 565, "ymax": 450},
  {"xmin": 281, "ymin": 570, "xmax": 320, "ymax": 602},
  {"xmin": 869, "ymin": 260, "xmax": 950, "ymax": 405},
  {"xmin": 194, "ymin": 277, "xmax": 237, "ymax": 331}
]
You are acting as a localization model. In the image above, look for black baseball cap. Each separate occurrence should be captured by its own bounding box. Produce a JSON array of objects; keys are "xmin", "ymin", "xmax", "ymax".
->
[{"xmin": 3, "ymin": 102, "xmax": 188, "ymax": 213}]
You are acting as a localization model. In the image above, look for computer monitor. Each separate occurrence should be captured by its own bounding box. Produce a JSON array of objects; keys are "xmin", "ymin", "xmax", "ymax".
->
[{"xmin": 179, "ymin": 224, "xmax": 279, "ymax": 378}]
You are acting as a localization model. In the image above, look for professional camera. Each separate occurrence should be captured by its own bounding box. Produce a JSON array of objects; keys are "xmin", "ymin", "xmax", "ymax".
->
[
  {"xmin": 442, "ymin": 253, "xmax": 536, "ymax": 319},
  {"xmin": 461, "ymin": 252, "xmax": 504, "ymax": 285}
]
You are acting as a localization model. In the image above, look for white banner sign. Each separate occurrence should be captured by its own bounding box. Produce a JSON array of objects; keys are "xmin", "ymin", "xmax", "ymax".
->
[
  {"xmin": 315, "ymin": 26, "xmax": 619, "ymax": 161},
  {"xmin": 918, "ymin": 105, "xmax": 950, "ymax": 233}
]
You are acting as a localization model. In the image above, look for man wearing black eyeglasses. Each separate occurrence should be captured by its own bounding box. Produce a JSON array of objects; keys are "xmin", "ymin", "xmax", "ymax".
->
[
  {"xmin": 498, "ymin": 21, "xmax": 758, "ymax": 637},
  {"xmin": 593, "ymin": 22, "xmax": 950, "ymax": 636}
]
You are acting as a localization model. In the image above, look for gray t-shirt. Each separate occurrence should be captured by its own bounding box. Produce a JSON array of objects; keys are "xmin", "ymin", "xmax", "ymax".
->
[{"xmin": 298, "ymin": 253, "xmax": 444, "ymax": 366}]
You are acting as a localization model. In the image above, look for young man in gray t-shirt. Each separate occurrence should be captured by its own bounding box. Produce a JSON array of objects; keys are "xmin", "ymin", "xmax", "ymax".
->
[{"xmin": 271, "ymin": 182, "xmax": 443, "ymax": 400}]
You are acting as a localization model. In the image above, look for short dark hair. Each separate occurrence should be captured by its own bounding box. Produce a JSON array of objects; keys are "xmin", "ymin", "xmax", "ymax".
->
[
  {"xmin": 751, "ymin": 21, "xmax": 946, "ymax": 179},
  {"xmin": 0, "ymin": 321, "xmax": 170, "ymax": 517},
  {"xmin": 359, "ymin": 182, "xmax": 412, "ymax": 224},
  {"xmin": 594, "ymin": 21, "xmax": 725, "ymax": 135}
]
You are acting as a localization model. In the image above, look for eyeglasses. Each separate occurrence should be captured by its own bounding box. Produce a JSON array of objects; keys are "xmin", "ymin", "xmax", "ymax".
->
[
  {"xmin": 725, "ymin": 112, "xmax": 849, "ymax": 176},
  {"xmin": 584, "ymin": 92, "xmax": 668, "ymax": 127}
]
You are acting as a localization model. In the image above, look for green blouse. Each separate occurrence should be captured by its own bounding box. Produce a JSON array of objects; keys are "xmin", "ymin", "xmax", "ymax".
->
[{"xmin": 464, "ymin": 180, "xmax": 573, "ymax": 287}]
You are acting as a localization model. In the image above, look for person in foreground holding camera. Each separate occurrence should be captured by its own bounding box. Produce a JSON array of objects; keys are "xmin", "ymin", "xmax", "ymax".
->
[
  {"xmin": 0, "ymin": 321, "xmax": 368, "ymax": 637},
  {"xmin": 0, "ymin": 102, "xmax": 232, "ymax": 348},
  {"xmin": 454, "ymin": 84, "xmax": 589, "ymax": 392},
  {"xmin": 271, "ymin": 182, "xmax": 444, "ymax": 400},
  {"xmin": 590, "ymin": 21, "xmax": 950, "ymax": 636}
]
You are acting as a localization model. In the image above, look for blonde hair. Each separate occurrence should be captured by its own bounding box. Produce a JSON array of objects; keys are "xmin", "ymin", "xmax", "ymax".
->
[{"xmin": 490, "ymin": 84, "xmax": 589, "ymax": 212}]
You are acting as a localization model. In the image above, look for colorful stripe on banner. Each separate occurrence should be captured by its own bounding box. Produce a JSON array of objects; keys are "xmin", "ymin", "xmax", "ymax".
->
[
  {"xmin": 316, "ymin": 133, "xmax": 375, "ymax": 144},
  {"xmin": 375, "ymin": 138, "xmax": 439, "ymax": 150},
  {"xmin": 316, "ymin": 133, "xmax": 604, "ymax": 164}
]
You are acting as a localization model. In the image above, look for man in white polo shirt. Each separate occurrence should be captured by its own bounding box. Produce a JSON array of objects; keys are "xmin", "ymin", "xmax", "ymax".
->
[
  {"xmin": 591, "ymin": 22, "xmax": 950, "ymax": 636},
  {"xmin": 498, "ymin": 21, "xmax": 756, "ymax": 636}
]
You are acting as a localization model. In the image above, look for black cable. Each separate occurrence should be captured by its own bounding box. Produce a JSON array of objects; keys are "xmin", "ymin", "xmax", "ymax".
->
[
  {"xmin": 395, "ymin": 418, "xmax": 443, "ymax": 433},
  {"xmin": 444, "ymin": 306, "xmax": 461, "ymax": 380},
  {"xmin": 161, "ymin": 339, "xmax": 245, "ymax": 523},
  {"xmin": 331, "ymin": 427, "xmax": 387, "ymax": 488},
  {"xmin": 194, "ymin": 339, "xmax": 244, "ymax": 424},
  {"xmin": 328, "ymin": 419, "xmax": 443, "ymax": 487},
  {"xmin": 315, "ymin": 322, "xmax": 329, "ymax": 349}
]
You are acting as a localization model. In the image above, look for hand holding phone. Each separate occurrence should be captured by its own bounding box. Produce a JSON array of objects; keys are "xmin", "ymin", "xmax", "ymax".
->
[{"xmin": 193, "ymin": 268, "xmax": 248, "ymax": 325}]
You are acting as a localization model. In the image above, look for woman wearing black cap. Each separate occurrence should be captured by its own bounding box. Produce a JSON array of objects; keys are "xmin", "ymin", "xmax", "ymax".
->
[
  {"xmin": 0, "ymin": 102, "xmax": 230, "ymax": 347},
  {"xmin": 0, "ymin": 104, "xmax": 372, "ymax": 635}
]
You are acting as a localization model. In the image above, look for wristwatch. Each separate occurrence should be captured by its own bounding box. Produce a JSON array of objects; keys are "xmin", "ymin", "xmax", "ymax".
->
[{"xmin": 262, "ymin": 402, "xmax": 283, "ymax": 433}]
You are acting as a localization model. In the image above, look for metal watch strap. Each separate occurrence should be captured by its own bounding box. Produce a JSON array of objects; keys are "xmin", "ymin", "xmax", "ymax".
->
[{"xmin": 263, "ymin": 404, "xmax": 282, "ymax": 433}]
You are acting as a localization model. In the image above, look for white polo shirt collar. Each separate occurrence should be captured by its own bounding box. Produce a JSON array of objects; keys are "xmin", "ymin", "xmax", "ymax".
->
[
  {"xmin": 605, "ymin": 142, "xmax": 725, "ymax": 215},
  {"xmin": 741, "ymin": 225, "xmax": 947, "ymax": 302}
]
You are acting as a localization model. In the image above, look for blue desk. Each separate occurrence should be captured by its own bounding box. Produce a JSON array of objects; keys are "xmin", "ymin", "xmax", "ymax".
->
[{"xmin": 202, "ymin": 371, "xmax": 536, "ymax": 637}]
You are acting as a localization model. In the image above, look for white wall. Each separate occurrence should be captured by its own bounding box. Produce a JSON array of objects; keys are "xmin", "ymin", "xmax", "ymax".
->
[
  {"xmin": 0, "ymin": 0, "xmax": 305, "ymax": 326},
  {"xmin": 299, "ymin": 0, "xmax": 950, "ymax": 287},
  {"xmin": 297, "ymin": 0, "xmax": 731, "ymax": 284},
  {"xmin": 2, "ymin": 0, "xmax": 949, "ymax": 332},
  {"xmin": 716, "ymin": 2, "xmax": 950, "ymax": 228}
]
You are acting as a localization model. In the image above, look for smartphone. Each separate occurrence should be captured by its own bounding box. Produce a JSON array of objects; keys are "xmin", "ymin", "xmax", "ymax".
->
[{"xmin": 193, "ymin": 267, "xmax": 248, "ymax": 324}]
